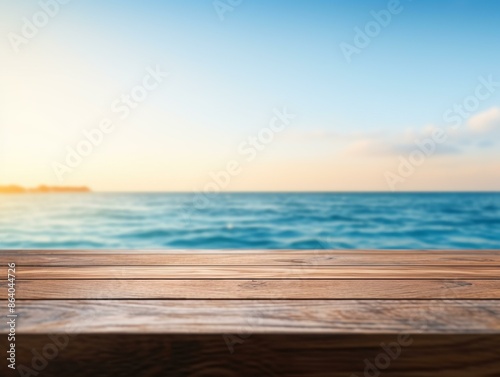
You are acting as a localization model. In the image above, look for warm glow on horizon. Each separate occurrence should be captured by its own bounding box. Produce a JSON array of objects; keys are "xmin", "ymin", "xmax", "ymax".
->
[{"xmin": 1, "ymin": 1, "xmax": 499, "ymax": 192}]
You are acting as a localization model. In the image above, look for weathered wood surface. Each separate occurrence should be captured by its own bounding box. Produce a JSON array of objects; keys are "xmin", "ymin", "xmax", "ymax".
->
[
  {"xmin": 1, "ymin": 249, "xmax": 500, "ymax": 376},
  {"xmin": 3, "ymin": 249, "xmax": 500, "ymax": 254},
  {"xmin": 3, "ymin": 279, "xmax": 500, "ymax": 299},
  {"xmin": 11, "ymin": 299, "xmax": 500, "ymax": 334},
  {"xmin": 3, "ymin": 251, "xmax": 500, "ymax": 265},
  {"xmin": 14, "ymin": 265, "xmax": 500, "ymax": 279}
]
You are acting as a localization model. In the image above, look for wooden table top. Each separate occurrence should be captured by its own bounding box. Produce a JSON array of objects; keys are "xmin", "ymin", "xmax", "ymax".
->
[{"xmin": 2, "ymin": 249, "xmax": 500, "ymax": 334}]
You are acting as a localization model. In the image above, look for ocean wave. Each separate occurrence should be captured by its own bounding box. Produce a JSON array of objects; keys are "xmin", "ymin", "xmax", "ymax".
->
[{"xmin": 0, "ymin": 193, "xmax": 499, "ymax": 249}]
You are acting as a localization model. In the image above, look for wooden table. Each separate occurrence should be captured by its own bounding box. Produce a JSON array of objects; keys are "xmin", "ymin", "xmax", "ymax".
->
[{"xmin": 1, "ymin": 249, "xmax": 500, "ymax": 376}]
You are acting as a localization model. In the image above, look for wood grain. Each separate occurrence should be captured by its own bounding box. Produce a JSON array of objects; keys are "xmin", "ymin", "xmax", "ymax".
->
[
  {"xmin": 6, "ymin": 299, "xmax": 500, "ymax": 334},
  {"xmin": 3, "ymin": 248, "xmax": 500, "ymax": 255},
  {"xmin": 1, "ymin": 249, "xmax": 500, "ymax": 376},
  {"xmin": 4, "ymin": 252, "xmax": 500, "ymax": 266},
  {"xmin": 15, "ymin": 265, "xmax": 500, "ymax": 279},
  {"xmin": 3, "ymin": 279, "xmax": 500, "ymax": 299}
]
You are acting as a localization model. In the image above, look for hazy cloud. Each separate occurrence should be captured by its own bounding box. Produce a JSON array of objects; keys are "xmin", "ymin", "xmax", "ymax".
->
[{"xmin": 284, "ymin": 106, "xmax": 500, "ymax": 158}]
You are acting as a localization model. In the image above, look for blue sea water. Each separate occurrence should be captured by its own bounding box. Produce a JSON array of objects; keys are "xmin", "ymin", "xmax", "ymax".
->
[{"xmin": 0, "ymin": 193, "xmax": 498, "ymax": 249}]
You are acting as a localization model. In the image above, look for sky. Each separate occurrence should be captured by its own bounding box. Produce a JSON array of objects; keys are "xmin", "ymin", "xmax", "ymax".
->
[{"xmin": 0, "ymin": 0, "xmax": 499, "ymax": 191}]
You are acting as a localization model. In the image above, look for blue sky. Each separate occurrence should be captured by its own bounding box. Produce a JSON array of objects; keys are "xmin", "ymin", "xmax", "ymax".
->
[{"xmin": 1, "ymin": 0, "xmax": 499, "ymax": 191}]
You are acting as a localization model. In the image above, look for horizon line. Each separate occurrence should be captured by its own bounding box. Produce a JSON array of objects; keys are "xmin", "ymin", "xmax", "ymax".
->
[{"xmin": 52, "ymin": 190, "xmax": 500, "ymax": 194}]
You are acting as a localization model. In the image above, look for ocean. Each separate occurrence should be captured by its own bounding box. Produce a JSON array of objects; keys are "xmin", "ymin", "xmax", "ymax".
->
[{"xmin": 0, "ymin": 192, "xmax": 498, "ymax": 249}]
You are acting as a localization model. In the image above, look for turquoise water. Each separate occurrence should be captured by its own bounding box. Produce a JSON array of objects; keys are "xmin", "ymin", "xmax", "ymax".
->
[{"xmin": 0, "ymin": 193, "xmax": 498, "ymax": 249}]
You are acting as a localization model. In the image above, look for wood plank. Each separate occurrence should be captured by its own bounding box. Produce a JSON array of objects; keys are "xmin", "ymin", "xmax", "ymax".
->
[
  {"xmin": 4, "ymin": 334, "xmax": 499, "ymax": 377},
  {"xmin": 6, "ymin": 300, "xmax": 500, "ymax": 334},
  {"xmin": 3, "ymin": 279, "xmax": 500, "ymax": 299},
  {"xmin": 2, "ymin": 249, "xmax": 500, "ymax": 255},
  {"xmin": 16, "ymin": 265, "xmax": 500, "ymax": 279},
  {"xmin": 3, "ymin": 252, "xmax": 500, "ymax": 266},
  {"xmin": 2, "ymin": 249, "xmax": 499, "ymax": 376}
]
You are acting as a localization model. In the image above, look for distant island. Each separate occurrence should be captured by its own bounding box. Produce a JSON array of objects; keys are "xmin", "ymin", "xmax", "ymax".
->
[{"xmin": 0, "ymin": 185, "xmax": 91, "ymax": 194}]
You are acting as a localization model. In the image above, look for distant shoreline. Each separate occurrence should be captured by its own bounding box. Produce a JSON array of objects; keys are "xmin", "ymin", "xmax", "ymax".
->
[{"xmin": 0, "ymin": 185, "xmax": 91, "ymax": 194}]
